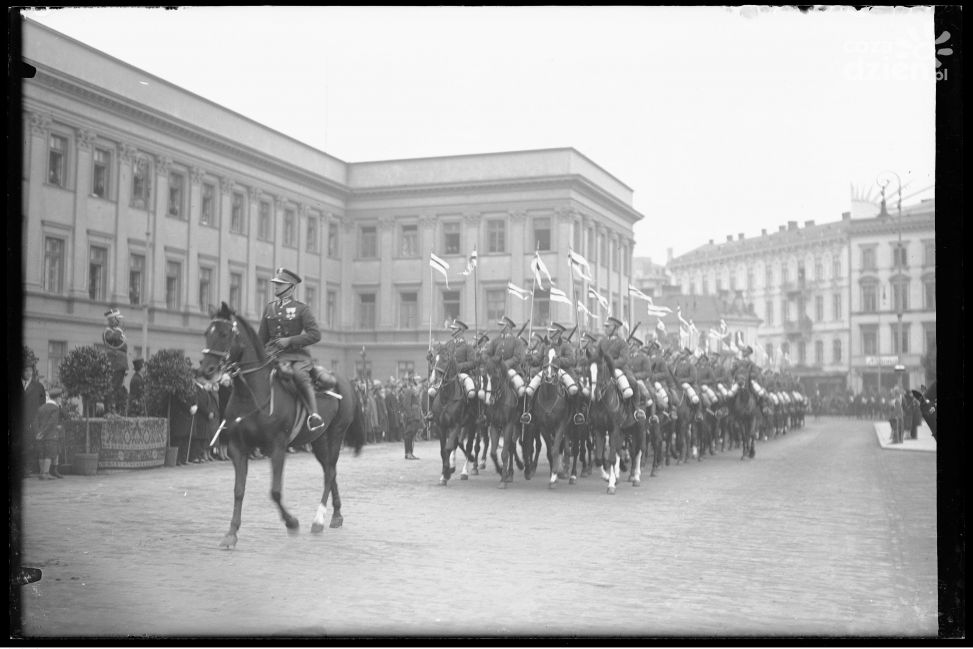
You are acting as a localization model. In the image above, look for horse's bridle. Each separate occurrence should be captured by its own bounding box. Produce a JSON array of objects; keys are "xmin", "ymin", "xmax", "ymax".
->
[{"xmin": 202, "ymin": 315, "xmax": 277, "ymax": 423}]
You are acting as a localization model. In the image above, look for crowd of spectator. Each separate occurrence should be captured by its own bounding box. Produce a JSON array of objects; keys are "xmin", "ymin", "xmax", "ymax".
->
[{"xmin": 808, "ymin": 386, "xmax": 926, "ymax": 443}]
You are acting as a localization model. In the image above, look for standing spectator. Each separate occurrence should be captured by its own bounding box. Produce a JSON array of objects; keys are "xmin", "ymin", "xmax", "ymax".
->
[
  {"xmin": 400, "ymin": 377, "xmax": 422, "ymax": 460},
  {"xmin": 34, "ymin": 387, "xmax": 64, "ymax": 480},
  {"xmin": 385, "ymin": 380, "xmax": 402, "ymax": 443},
  {"xmin": 902, "ymin": 390, "xmax": 919, "ymax": 440},
  {"xmin": 374, "ymin": 381, "xmax": 388, "ymax": 443},
  {"xmin": 102, "ymin": 307, "xmax": 129, "ymax": 415},
  {"xmin": 363, "ymin": 382, "xmax": 379, "ymax": 444},
  {"xmin": 128, "ymin": 358, "xmax": 146, "ymax": 416},
  {"xmin": 22, "ymin": 362, "xmax": 46, "ymax": 475},
  {"xmin": 889, "ymin": 386, "xmax": 904, "ymax": 444}
]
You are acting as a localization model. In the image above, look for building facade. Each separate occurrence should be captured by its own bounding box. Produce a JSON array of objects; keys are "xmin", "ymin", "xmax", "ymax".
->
[
  {"xmin": 21, "ymin": 20, "xmax": 642, "ymax": 386},
  {"xmin": 667, "ymin": 203, "xmax": 935, "ymax": 394}
]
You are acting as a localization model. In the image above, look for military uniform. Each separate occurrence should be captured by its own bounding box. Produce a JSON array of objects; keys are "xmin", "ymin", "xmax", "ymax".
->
[
  {"xmin": 672, "ymin": 350, "xmax": 701, "ymax": 408},
  {"xmin": 696, "ymin": 356, "xmax": 719, "ymax": 414},
  {"xmin": 429, "ymin": 320, "xmax": 477, "ymax": 399},
  {"xmin": 481, "ymin": 317, "xmax": 526, "ymax": 396},
  {"xmin": 647, "ymin": 343, "xmax": 677, "ymax": 420},
  {"xmin": 593, "ymin": 318, "xmax": 634, "ymax": 399}
]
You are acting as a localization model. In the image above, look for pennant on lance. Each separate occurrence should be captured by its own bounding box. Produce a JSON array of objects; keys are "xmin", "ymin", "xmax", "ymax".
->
[
  {"xmin": 507, "ymin": 281, "xmax": 531, "ymax": 301},
  {"xmin": 577, "ymin": 300, "xmax": 595, "ymax": 319},
  {"xmin": 429, "ymin": 252, "xmax": 450, "ymax": 288},
  {"xmin": 587, "ymin": 286, "xmax": 609, "ymax": 312},
  {"xmin": 548, "ymin": 286, "xmax": 573, "ymax": 306},
  {"xmin": 461, "ymin": 247, "xmax": 478, "ymax": 276},
  {"xmin": 628, "ymin": 284, "xmax": 654, "ymax": 303},
  {"xmin": 568, "ymin": 248, "xmax": 593, "ymax": 282},
  {"xmin": 531, "ymin": 251, "xmax": 553, "ymax": 289}
]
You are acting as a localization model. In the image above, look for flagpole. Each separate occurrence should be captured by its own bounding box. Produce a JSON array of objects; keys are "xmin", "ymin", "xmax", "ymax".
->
[
  {"xmin": 472, "ymin": 247, "xmax": 478, "ymax": 342},
  {"xmin": 527, "ymin": 249, "xmax": 537, "ymax": 344},
  {"xmin": 427, "ymin": 266, "xmax": 433, "ymax": 351}
]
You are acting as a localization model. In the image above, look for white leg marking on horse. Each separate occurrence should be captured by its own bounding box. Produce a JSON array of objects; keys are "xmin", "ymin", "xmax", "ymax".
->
[
  {"xmin": 632, "ymin": 451, "xmax": 642, "ymax": 480},
  {"xmin": 608, "ymin": 459, "xmax": 617, "ymax": 489},
  {"xmin": 461, "ymin": 459, "xmax": 469, "ymax": 476},
  {"xmin": 314, "ymin": 503, "xmax": 327, "ymax": 527}
]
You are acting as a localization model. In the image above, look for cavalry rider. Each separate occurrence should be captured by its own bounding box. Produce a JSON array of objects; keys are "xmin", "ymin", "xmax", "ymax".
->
[
  {"xmin": 481, "ymin": 316, "xmax": 527, "ymax": 397},
  {"xmin": 672, "ymin": 347, "xmax": 702, "ymax": 419},
  {"xmin": 258, "ymin": 267, "xmax": 328, "ymax": 432},
  {"xmin": 710, "ymin": 352, "xmax": 732, "ymax": 406},
  {"xmin": 727, "ymin": 345, "xmax": 767, "ymax": 400},
  {"xmin": 577, "ymin": 331, "xmax": 600, "ymax": 399},
  {"xmin": 594, "ymin": 316, "xmax": 635, "ymax": 401},
  {"xmin": 524, "ymin": 332, "xmax": 550, "ymax": 398},
  {"xmin": 628, "ymin": 335, "xmax": 652, "ymax": 421},
  {"xmin": 427, "ymin": 319, "xmax": 477, "ymax": 400},
  {"xmin": 695, "ymin": 353, "xmax": 720, "ymax": 417},
  {"xmin": 103, "ymin": 307, "xmax": 129, "ymax": 415},
  {"xmin": 545, "ymin": 322, "xmax": 581, "ymax": 397},
  {"xmin": 646, "ymin": 339, "xmax": 677, "ymax": 423}
]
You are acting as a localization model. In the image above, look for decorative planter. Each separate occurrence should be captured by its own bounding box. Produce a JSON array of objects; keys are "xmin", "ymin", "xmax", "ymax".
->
[
  {"xmin": 74, "ymin": 452, "xmax": 99, "ymax": 476},
  {"xmin": 63, "ymin": 417, "xmax": 169, "ymax": 470}
]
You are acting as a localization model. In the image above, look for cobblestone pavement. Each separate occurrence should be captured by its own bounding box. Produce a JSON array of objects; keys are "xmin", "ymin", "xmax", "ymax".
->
[{"xmin": 14, "ymin": 416, "xmax": 936, "ymax": 638}]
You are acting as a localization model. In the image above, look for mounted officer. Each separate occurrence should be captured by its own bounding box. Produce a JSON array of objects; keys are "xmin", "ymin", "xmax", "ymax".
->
[
  {"xmin": 257, "ymin": 267, "xmax": 325, "ymax": 432},
  {"xmin": 481, "ymin": 316, "xmax": 526, "ymax": 397},
  {"xmin": 103, "ymin": 307, "xmax": 129, "ymax": 414},
  {"xmin": 672, "ymin": 347, "xmax": 701, "ymax": 419},
  {"xmin": 628, "ymin": 334, "xmax": 651, "ymax": 421},
  {"xmin": 727, "ymin": 346, "xmax": 767, "ymax": 400},
  {"xmin": 428, "ymin": 319, "xmax": 477, "ymax": 400},
  {"xmin": 594, "ymin": 316, "xmax": 635, "ymax": 400},
  {"xmin": 524, "ymin": 331, "xmax": 550, "ymax": 398},
  {"xmin": 646, "ymin": 339, "xmax": 677, "ymax": 424},
  {"xmin": 544, "ymin": 323, "xmax": 580, "ymax": 397},
  {"xmin": 695, "ymin": 352, "xmax": 719, "ymax": 417}
]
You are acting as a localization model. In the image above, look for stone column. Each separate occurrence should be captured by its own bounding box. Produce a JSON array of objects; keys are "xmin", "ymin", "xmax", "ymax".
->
[
  {"xmin": 340, "ymin": 215, "xmax": 356, "ymax": 328},
  {"xmin": 217, "ymin": 177, "xmax": 234, "ymax": 302},
  {"xmin": 151, "ymin": 155, "xmax": 172, "ymax": 310},
  {"xmin": 24, "ymin": 112, "xmax": 53, "ymax": 292},
  {"xmin": 509, "ymin": 210, "xmax": 528, "ymax": 323},
  {"xmin": 418, "ymin": 214, "xmax": 437, "ymax": 334},
  {"xmin": 464, "ymin": 211, "xmax": 481, "ymax": 324},
  {"xmin": 185, "ymin": 166, "xmax": 203, "ymax": 313},
  {"xmin": 378, "ymin": 214, "xmax": 395, "ymax": 328}
]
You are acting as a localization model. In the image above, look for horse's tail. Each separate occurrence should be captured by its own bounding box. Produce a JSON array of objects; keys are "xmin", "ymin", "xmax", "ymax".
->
[{"xmin": 345, "ymin": 388, "xmax": 366, "ymax": 456}]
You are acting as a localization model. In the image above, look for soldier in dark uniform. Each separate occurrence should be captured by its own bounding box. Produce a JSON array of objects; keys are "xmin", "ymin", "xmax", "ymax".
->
[
  {"xmin": 103, "ymin": 307, "xmax": 129, "ymax": 415},
  {"xmin": 672, "ymin": 348, "xmax": 701, "ymax": 419},
  {"xmin": 645, "ymin": 340, "xmax": 677, "ymax": 423},
  {"xmin": 695, "ymin": 353, "xmax": 719, "ymax": 416},
  {"xmin": 594, "ymin": 316, "xmax": 634, "ymax": 400},
  {"xmin": 545, "ymin": 323, "xmax": 580, "ymax": 396},
  {"xmin": 481, "ymin": 316, "xmax": 526, "ymax": 397},
  {"xmin": 257, "ymin": 268, "xmax": 325, "ymax": 431},
  {"xmin": 628, "ymin": 335, "xmax": 651, "ymax": 420},
  {"xmin": 524, "ymin": 331, "xmax": 549, "ymax": 398},
  {"xmin": 399, "ymin": 377, "xmax": 422, "ymax": 459},
  {"xmin": 128, "ymin": 358, "xmax": 146, "ymax": 416},
  {"xmin": 429, "ymin": 319, "xmax": 477, "ymax": 400}
]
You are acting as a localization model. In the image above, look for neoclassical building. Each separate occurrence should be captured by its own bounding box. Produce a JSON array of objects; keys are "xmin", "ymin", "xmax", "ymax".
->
[
  {"xmin": 21, "ymin": 19, "xmax": 642, "ymax": 385},
  {"xmin": 667, "ymin": 200, "xmax": 935, "ymax": 394}
]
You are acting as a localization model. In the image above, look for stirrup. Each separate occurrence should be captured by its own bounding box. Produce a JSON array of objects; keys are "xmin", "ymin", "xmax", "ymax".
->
[
  {"xmin": 573, "ymin": 412, "xmax": 586, "ymax": 425},
  {"xmin": 634, "ymin": 409, "xmax": 646, "ymax": 422},
  {"xmin": 520, "ymin": 412, "xmax": 532, "ymax": 425},
  {"xmin": 307, "ymin": 413, "xmax": 325, "ymax": 431}
]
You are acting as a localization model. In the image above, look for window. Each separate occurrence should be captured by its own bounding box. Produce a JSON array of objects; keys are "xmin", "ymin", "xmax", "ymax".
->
[
  {"xmin": 327, "ymin": 222, "xmax": 339, "ymax": 258},
  {"xmin": 833, "ymin": 339, "xmax": 842, "ymax": 363},
  {"xmin": 397, "ymin": 361, "xmax": 415, "ymax": 380},
  {"xmin": 781, "ymin": 264, "xmax": 789, "ymax": 283},
  {"xmin": 47, "ymin": 341, "xmax": 67, "ymax": 388},
  {"xmin": 765, "ymin": 343, "xmax": 774, "ymax": 361},
  {"xmin": 765, "ymin": 265, "xmax": 773, "ymax": 288},
  {"xmin": 833, "ymin": 256, "xmax": 842, "ymax": 279},
  {"xmin": 833, "ymin": 293, "xmax": 842, "ymax": 321},
  {"xmin": 283, "ymin": 208, "xmax": 297, "ymax": 248},
  {"xmin": 702, "ymin": 278, "xmax": 709, "ymax": 296},
  {"xmin": 730, "ymin": 272, "xmax": 737, "ymax": 292},
  {"xmin": 201, "ymin": 182, "xmax": 216, "ymax": 226},
  {"xmin": 780, "ymin": 299, "xmax": 787, "ymax": 324},
  {"xmin": 358, "ymin": 293, "xmax": 376, "ymax": 328},
  {"xmin": 923, "ymin": 275, "xmax": 935, "ymax": 310},
  {"xmin": 304, "ymin": 285, "xmax": 316, "ymax": 316},
  {"xmin": 765, "ymin": 300, "xmax": 774, "ymax": 325},
  {"xmin": 532, "ymin": 293, "xmax": 551, "ymax": 327},
  {"xmin": 533, "ymin": 217, "xmax": 551, "ymax": 252},
  {"xmin": 92, "ymin": 147, "xmax": 111, "ymax": 198},
  {"xmin": 891, "ymin": 277, "xmax": 909, "ymax": 312},
  {"xmin": 306, "ymin": 214, "xmax": 319, "ymax": 253},
  {"xmin": 48, "ymin": 134, "xmax": 67, "ymax": 187},
  {"xmin": 923, "ymin": 240, "xmax": 935, "ymax": 267},
  {"xmin": 924, "ymin": 323, "xmax": 936, "ymax": 354},
  {"xmin": 797, "ymin": 264, "xmax": 806, "ymax": 284},
  {"xmin": 400, "ymin": 224, "xmax": 418, "ymax": 257},
  {"xmin": 892, "ymin": 244, "xmax": 908, "ymax": 269},
  {"xmin": 716, "ymin": 278, "xmax": 723, "ymax": 293},
  {"xmin": 359, "ymin": 226, "xmax": 377, "ymax": 258},
  {"xmin": 861, "ymin": 247, "xmax": 876, "ymax": 271},
  {"xmin": 586, "ymin": 228, "xmax": 594, "ymax": 259},
  {"xmin": 860, "ymin": 281, "xmax": 878, "ymax": 313},
  {"xmin": 88, "ymin": 245, "xmax": 108, "ymax": 302},
  {"xmin": 485, "ymin": 288, "xmax": 507, "ymax": 322},
  {"xmin": 131, "ymin": 157, "xmax": 151, "ymax": 208},
  {"xmin": 198, "ymin": 267, "xmax": 213, "ymax": 313},
  {"xmin": 861, "ymin": 327, "xmax": 877, "ymax": 356},
  {"xmin": 443, "ymin": 222, "xmax": 461, "ymax": 255},
  {"xmin": 891, "ymin": 323, "xmax": 910, "ymax": 355},
  {"xmin": 258, "ymin": 201, "xmax": 272, "ymax": 241},
  {"xmin": 326, "ymin": 290, "xmax": 337, "ymax": 328},
  {"xmin": 573, "ymin": 221, "xmax": 581, "ymax": 251},
  {"xmin": 814, "ymin": 258, "xmax": 823, "ymax": 282},
  {"xmin": 442, "ymin": 290, "xmax": 461, "ymax": 322},
  {"xmin": 797, "ymin": 341, "xmax": 806, "ymax": 365},
  {"xmin": 815, "ymin": 340, "xmax": 824, "ymax": 366},
  {"xmin": 168, "ymin": 171, "xmax": 185, "ymax": 219},
  {"xmin": 230, "ymin": 192, "xmax": 245, "ymax": 234},
  {"xmin": 129, "ymin": 254, "xmax": 144, "ymax": 305},
  {"xmin": 229, "ymin": 272, "xmax": 242, "ymax": 312},
  {"xmin": 399, "ymin": 292, "xmax": 418, "ymax": 328},
  {"xmin": 814, "ymin": 295, "xmax": 824, "ymax": 322},
  {"xmin": 165, "ymin": 261, "xmax": 182, "ymax": 310},
  {"xmin": 486, "ymin": 219, "xmax": 505, "ymax": 254},
  {"xmin": 43, "ymin": 237, "xmax": 65, "ymax": 294}
]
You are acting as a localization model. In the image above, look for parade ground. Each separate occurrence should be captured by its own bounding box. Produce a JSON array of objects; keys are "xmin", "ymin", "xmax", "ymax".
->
[{"xmin": 15, "ymin": 416, "xmax": 937, "ymax": 638}]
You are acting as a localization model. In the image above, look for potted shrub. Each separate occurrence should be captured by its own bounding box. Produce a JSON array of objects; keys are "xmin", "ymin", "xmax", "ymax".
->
[
  {"xmin": 58, "ymin": 345, "xmax": 113, "ymax": 475},
  {"xmin": 144, "ymin": 349, "xmax": 195, "ymax": 467}
]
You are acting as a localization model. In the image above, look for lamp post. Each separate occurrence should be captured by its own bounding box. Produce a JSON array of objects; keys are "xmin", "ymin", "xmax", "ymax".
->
[{"xmin": 878, "ymin": 170, "xmax": 905, "ymax": 392}]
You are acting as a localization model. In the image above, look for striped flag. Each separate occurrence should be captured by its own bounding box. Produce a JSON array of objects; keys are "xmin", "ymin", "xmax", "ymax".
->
[
  {"xmin": 429, "ymin": 252, "xmax": 450, "ymax": 288},
  {"xmin": 577, "ymin": 300, "xmax": 595, "ymax": 319},
  {"xmin": 676, "ymin": 306, "xmax": 692, "ymax": 329},
  {"xmin": 628, "ymin": 284, "xmax": 653, "ymax": 303},
  {"xmin": 646, "ymin": 304, "xmax": 672, "ymax": 317},
  {"xmin": 568, "ymin": 248, "xmax": 593, "ymax": 282},
  {"xmin": 587, "ymin": 286, "xmax": 609, "ymax": 312},
  {"xmin": 656, "ymin": 318, "xmax": 667, "ymax": 334},
  {"xmin": 531, "ymin": 251, "xmax": 553, "ymax": 289},
  {"xmin": 720, "ymin": 318, "xmax": 728, "ymax": 334},
  {"xmin": 507, "ymin": 281, "xmax": 530, "ymax": 301},
  {"xmin": 548, "ymin": 286, "xmax": 573, "ymax": 306},
  {"xmin": 461, "ymin": 247, "xmax": 478, "ymax": 276}
]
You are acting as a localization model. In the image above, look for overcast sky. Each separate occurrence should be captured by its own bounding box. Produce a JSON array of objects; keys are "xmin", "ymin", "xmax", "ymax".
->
[{"xmin": 23, "ymin": 6, "xmax": 937, "ymax": 264}]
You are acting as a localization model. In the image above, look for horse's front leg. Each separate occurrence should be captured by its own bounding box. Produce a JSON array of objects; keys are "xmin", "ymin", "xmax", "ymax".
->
[
  {"xmin": 629, "ymin": 426, "xmax": 643, "ymax": 486},
  {"xmin": 606, "ymin": 426, "xmax": 621, "ymax": 495},
  {"xmin": 269, "ymin": 435, "xmax": 299, "ymax": 533},
  {"xmin": 488, "ymin": 423, "xmax": 502, "ymax": 475},
  {"xmin": 439, "ymin": 427, "xmax": 456, "ymax": 486},
  {"xmin": 220, "ymin": 434, "xmax": 249, "ymax": 549}
]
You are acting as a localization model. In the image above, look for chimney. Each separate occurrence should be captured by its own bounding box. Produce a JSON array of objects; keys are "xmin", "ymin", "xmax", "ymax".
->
[
  {"xmin": 788, "ymin": 220, "xmax": 798, "ymax": 230},
  {"xmin": 708, "ymin": 239, "xmax": 714, "ymax": 245},
  {"xmin": 779, "ymin": 225, "xmax": 786, "ymax": 233},
  {"xmin": 761, "ymin": 228, "xmax": 767, "ymax": 236},
  {"xmin": 841, "ymin": 212, "xmax": 851, "ymax": 221},
  {"xmin": 666, "ymin": 247, "xmax": 673, "ymax": 263},
  {"xmin": 726, "ymin": 235, "xmax": 733, "ymax": 242},
  {"xmin": 804, "ymin": 220, "xmax": 815, "ymax": 227},
  {"xmin": 738, "ymin": 233, "xmax": 745, "ymax": 240}
]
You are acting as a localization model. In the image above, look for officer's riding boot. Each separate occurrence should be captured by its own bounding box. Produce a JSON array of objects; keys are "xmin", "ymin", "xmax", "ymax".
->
[{"xmin": 297, "ymin": 375, "xmax": 324, "ymax": 431}]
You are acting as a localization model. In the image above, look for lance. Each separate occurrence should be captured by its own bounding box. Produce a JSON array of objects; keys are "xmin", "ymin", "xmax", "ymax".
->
[{"xmin": 626, "ymin": 321, "xmax": 642, "ymax": 343}]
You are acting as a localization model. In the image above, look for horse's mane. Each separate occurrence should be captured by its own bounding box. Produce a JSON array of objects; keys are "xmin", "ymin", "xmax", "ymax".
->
[{"xmin": 219, "ymin": 302, "xmax": 266, "ymax": 363}]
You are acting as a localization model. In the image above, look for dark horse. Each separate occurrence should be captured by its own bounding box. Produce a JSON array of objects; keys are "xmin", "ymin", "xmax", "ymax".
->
[
  {"xmin": 482, "ymin": 358, "xmax": 524, "ymax": 487},
  {"xmin": 587, "ymin": 357, "xmax": 646, "ymax": 493},
  {"xmin": 198, "ymin": 303, "xmax": 364, "ymax": 548},
  {"xmin": 527, "ymin": 349, "xmax": 572, "ymax": 488},
  {"xmin": 911, "ymin": 381, "xmax": 937, "ymax": 440},
  {"xmin": 731, "ymin": 369, "xmax": 759, "ymax": 460},
  {"xmin": 427, "ymin": 352, "xmax": 476, "ymax": 485}
]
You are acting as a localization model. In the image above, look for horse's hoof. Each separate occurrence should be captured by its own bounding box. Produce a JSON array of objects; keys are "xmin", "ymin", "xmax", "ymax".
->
[
  {"xmin": 607, "ymin": 486, "xmax": 616, "ymax": 495},
  {"xmin": 218, "ymin": 534, "xmax": 237, "ymax": 549},
  {"xmin": 569, "ymin": 476, "xmax": 577, "ymax": 485},
  {"xmin": 498, "ymin": 482, "xmax": 507, "ymax": 489},
  {"xmin": 311, "ymin": 522, "xmax": 324, "ymax": 534},
  {"xmin": 439, "ymin": 477, "xmax": 448, "ymax": 486},
  {"xmin": 632, "ymin": 479, "xmax": 640, "ymax": 487},
  {"xmin": 548, "ymin": 481, "xmax": 557, "ymax": 489},
  {"xmin": 479, "ymin": 461, "xmax": 486, "ymax": 469},
  {"xmin": 460, "ymin": 474, "xmax": 469, "ymax": 481},
  {"xmin": 471, "ymin": 467, "xmax": 479, "ymax": 476},
  {"xmin": 286, "ymin": 519, "xmax": 300, "ymax": 534},
  {"xmin": 329, "ymin": 515, "xmax": 343, "ymax": 529}
]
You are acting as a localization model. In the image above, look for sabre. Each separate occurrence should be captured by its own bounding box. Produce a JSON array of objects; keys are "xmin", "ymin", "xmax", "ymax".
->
[{"xmin": 210, "ymin": 418, "xmax": 227, "ymax": 448}]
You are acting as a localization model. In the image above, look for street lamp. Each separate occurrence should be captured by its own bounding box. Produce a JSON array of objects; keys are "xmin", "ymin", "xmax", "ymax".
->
[{"xmin": 877, "ymin": 170, "xmax": 905, "ymax": 392}]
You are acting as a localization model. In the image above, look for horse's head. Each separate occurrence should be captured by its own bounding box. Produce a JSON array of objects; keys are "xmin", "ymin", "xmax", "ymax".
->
[{"xmin": 200, "ymin": 302, "xmax": 255, "ymax": 382}]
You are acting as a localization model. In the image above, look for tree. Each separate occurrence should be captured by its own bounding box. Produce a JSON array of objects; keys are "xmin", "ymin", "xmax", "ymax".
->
[
  {"xmin": 58, "ymin": 345, "xmax": 113, "ymax": 454},
  {"xmin": 144, "ymin": 349, "xmax": 196, "ymax": 448},
  {"xmin": 23, "ymin": 345, "xmax": 38, "ymax": 371}
]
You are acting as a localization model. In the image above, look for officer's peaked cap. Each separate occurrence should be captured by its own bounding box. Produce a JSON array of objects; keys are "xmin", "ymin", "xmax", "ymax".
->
[
  {"xmin": 605, "ymin": 316, "xmax": 623, "ymax": 328},
  {"xmin": 547, "ymin": 322, "xmax": 566, "ymax": 334},
  {"xmin": 450, "ymin": 319, "xmax": 469, "ymax": 332},
  {"xmin": 499, "ymin": 316, "xmax": 516, "ymax": 329},
  {"xmin": 629, "ymin": 336, "xmax": 644, "ymax": 347},
  {"xmin": 271, "ymin": 268, "xmax": 302, "ymax": 284}
]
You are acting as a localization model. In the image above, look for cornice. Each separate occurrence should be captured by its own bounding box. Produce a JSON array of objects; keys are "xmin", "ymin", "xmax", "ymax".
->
[{"xmin": 29, "ymin": 66, "xmax": 349, "ymax": 201}]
